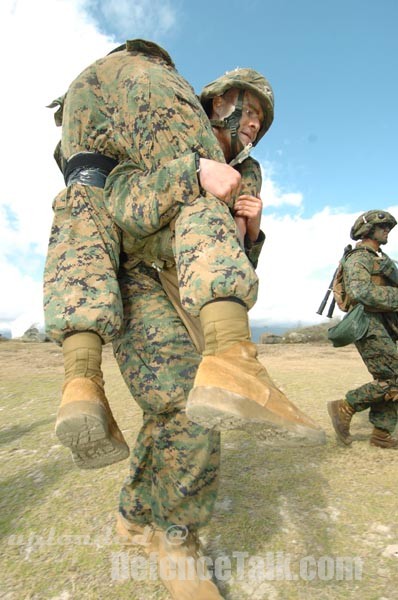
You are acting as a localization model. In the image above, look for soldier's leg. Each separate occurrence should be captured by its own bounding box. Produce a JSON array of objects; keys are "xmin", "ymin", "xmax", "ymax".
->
[
  {"xmin": 347, "ymin": 314, "xmax": 398, "ymax": 436},
  {"xmin": 113, "ymin": 263, "xmax": 220, "ymax": 530},
  {"xmin": 174, "ymin": 197, "xmax": 325, "ymax": 446},
  {"xmin": 44, "ymin": 184, "xmax": 129, "ymax": 468}
]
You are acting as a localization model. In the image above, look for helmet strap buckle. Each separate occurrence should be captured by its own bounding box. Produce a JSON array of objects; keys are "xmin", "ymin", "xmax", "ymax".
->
[{"xmin": 224, "ymin": 89, "xmax": 245, "ymax": 157}]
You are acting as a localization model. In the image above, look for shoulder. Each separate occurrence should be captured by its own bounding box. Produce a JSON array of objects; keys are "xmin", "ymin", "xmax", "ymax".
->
[
  {"xmin": 236, "ymin": 156, "xmax": 262, "ymax": 180},
  {"xmin": 344, "ymin": 247, "xmax": 375, "ymax": 270},
  {"xmin": 242, "ymin": 156, "xmax": 260, "ymax": 168}
]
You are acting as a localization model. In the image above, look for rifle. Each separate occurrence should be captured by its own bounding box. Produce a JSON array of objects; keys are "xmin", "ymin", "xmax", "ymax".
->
[
  {"xmin": 317, "ymin": 244, "xmax": 353, "ymax": 318},
  {"xmin": 316, "ymin": 271, "xmax": 337, "ymax": 317}
]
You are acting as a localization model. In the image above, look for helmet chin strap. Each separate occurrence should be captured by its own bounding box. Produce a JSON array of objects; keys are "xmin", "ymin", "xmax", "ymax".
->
[
  {"xmin": 229, "ymin": 143, "xmax": 253, "ymax": 167},
  {"xmin": 210, "ymin": 89, "xmax": 246, "ymax": 158}
]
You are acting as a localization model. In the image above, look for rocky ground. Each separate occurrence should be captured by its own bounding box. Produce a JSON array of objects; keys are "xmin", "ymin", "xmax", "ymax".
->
[{"xmin": 1, "ymin": 340, "xmax": 398, "ymax": 600}]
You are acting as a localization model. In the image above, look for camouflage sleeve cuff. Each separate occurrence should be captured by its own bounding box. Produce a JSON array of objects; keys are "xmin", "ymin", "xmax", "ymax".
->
[{"xmin": 245, "ymin": 230, "xmax": 265, "ymax": 269}]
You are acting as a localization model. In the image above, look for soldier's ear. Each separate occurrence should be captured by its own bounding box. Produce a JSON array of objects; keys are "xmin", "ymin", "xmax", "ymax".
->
[{"xmin": 211, "ymin": 96, "xmax": 223, "ymax": 117}]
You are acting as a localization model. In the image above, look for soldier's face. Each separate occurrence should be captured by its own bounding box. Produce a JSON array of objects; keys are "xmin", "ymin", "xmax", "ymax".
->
[
  {"xmin": 371, "ymin": 224, "xmax": 390, "ymax": 245},
  {"xmin": 237, "ymin": 90, "xmax": 264, "ymax": 146},
  {"xmin": 211, "ymin": 89, "xmax": 264, "ymax": 158}
]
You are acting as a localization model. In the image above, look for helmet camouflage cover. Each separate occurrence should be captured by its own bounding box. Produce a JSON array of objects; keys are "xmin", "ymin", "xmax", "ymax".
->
[
  {"xmin": 199, "ymin": 68, "xmax": 274, "ymax": 143},
  {"xmin": 350, "ymin": 210, "xmax": 397, "ymax": 240}
]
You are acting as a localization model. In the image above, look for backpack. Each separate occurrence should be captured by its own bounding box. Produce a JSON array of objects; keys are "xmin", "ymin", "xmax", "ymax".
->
[
  {"xmin": 332, "ymin": 260, "xmax": 350, "ymax": 312},
  {"xmin": 331, "ymin": 245, "xmax": 354, "ymax": 313}
]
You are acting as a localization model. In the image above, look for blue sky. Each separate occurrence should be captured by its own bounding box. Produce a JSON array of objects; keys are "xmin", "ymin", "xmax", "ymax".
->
[
  {"xmin": 86, "ymin": 0, "xmax": 398, "ymax": 215},
  {"xmin": 1, "ymin": 0, "xmax": 398, "ymax": 335}
]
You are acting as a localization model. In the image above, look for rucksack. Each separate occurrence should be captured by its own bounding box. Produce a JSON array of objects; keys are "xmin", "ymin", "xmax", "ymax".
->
[
  {"xmin": 332, "ymin": 253, "xmax": 352, "ymax": 312},
  {"xmin": 324, "ymin": 244, "xmax": 354, "ymax": 313},
  {"xmin": 316, "ymin": 244, "xmax": 353, "ymax": 318}
]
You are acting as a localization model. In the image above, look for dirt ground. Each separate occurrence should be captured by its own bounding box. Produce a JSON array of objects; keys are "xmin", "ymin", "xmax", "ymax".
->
[{"xmin": 1, "ymin": 340, "xmax": 398, "ymax": 600}]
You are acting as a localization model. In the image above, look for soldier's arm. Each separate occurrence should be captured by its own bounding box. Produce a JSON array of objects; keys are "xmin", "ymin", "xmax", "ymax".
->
[
  {"xmin": 379, "ymin": 253, "xmax": 398, "ymax": 285},
  {"xmin": 234, "ymin": 157, "xmax": 265, "ymax": 268},
  {"xmin": 345, "ymin": 253, "xmax": 398, "ymax": 311},
  {"xmin": 235, "ymin": 156, "xmax": 262, "ymax": 198},
  {"xmin": 105, "ymin": 155, "xmax": 240, "ymax": 237},
  {"xmin": 243, "ymin": 231, "xmax": 266, "ymax": 269},
  {"xmin": 105, "ymin": 154, "xmax": 200, "ymax": 237}
]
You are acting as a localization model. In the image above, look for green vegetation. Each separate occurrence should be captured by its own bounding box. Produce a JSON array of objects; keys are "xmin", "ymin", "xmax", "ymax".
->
[{"xmin": 285, "ymin": 319, "xmax": 341, "ymax": 343}]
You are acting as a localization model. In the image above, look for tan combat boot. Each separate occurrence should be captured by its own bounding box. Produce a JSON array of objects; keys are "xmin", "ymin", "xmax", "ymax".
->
[
  {"xmin": 327, "ymin": 399, "xmax": 356, "ymax": 445},
  {"xmin": 55, "ymin": 332, "xmax": 129, "ymax": 469},
  {"xmin": 370, "ymin": 427, "xmax": 398, "ymax": 449},
  {"xmin": 127, "ymin": 525, "xmax": 224, "ymax": 600},
  {"xmin": 186, "ymin": 301, "xmax": 326, "ymax": 446},
  {"xmin": 115, "ymin": 512, "xmax": 146, "ymax": 544}
]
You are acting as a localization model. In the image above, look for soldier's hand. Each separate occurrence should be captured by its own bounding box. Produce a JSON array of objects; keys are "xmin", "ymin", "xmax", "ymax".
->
[
  {"xmin": 198, "ymin": 158, "xmax": 241, "ymax": 204},
  {"xmin": 379, "ymin": 256, "xmax": 398, "ymax": 285},
  {"xmin": 233, "ymin": 194, "xmax": 262, "ymax": 242}
]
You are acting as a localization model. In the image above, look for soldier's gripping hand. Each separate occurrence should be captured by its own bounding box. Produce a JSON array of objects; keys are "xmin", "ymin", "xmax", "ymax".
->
[
  {"xmin": 233, "ymin": 194, "xmax": 263, "ymax": 242},
  {"xmin": 198, "ymin": 158, "xmax": 241, "ymax": 204}
]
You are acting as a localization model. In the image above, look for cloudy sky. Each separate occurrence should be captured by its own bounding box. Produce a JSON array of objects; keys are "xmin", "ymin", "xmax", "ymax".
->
[{"xmin": 1, "ymin": 0, "xmax": 398, "ymax": 336}]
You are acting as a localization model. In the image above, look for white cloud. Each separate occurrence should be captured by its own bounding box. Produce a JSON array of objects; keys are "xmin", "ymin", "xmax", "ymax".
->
[
  {"xmin": 261, "ymin": 177, "xmax": 303, "ymax": 208},
  {"xmin": 250, "ymin": 204, "xmax": 398, "ymax": 326},
  {"xmin": 0, "ymin": 0, "xmax": 179, "ymax": 337},
  {"xmin": 259, "ymin": 162, "xmax": 303, "ymax": 208},
  {"xmin": 86, "ymin": 0, "xmax": 178, "ymax": 40},
  {"xmin": 0, "ymin": 0, "xmax": 117, "ymax": 337},
  {"xmin": 0, "ymin": 261, "xmax": 44, "ymax": 337}
]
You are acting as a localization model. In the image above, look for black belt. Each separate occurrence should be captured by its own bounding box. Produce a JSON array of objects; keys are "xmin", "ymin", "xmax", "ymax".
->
[{"xmin": 64, "ymin": 152, "xmax": 118, "ymax": 189}]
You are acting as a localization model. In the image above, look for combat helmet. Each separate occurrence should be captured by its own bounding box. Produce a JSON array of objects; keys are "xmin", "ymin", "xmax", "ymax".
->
[
  {"xmin": 350, "ymin": 210, "xmax": 397, "ymax": 241},
  {"xmin": 200, "ymin": 68, "xmax": 274, "ymax": 145}
]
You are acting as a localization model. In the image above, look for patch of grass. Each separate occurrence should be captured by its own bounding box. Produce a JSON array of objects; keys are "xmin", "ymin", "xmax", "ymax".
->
[{"xmin": 1, "ymin": 341, "xmax": 398, "ymax": 599}]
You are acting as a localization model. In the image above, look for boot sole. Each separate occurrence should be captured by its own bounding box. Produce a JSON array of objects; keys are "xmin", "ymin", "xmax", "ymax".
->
[
  {"xmin": 55, "ymin": 401, "xmax": 130, "ymax": 469},
  {"xmin": 327, "ymin": 402, "xmax": 353, "ymax": 446},
  {"xmin": 370, "ymin": 440, "xmax": 398, "ymax": 449},
  {"xmin": 187, "ymin": 387, "xmax": 326, "ymax": 446}
]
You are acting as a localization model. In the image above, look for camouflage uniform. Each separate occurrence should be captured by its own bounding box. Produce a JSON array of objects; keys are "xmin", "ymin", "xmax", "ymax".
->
[
  {"xmin": 114, "ymin": 262, "xmax": 218, "ymax": 529},
  {"xmin": 116, "ymin": 158, "xmax": 264, "ymax": 529},
  {"xmin": 44, "ymin": 39, "xmax": 259, "ymax": 343},
  {"xmin": 344, "ymin": 242, "xmax": 398, "ymax": 433},
  {"xmin": 43, "ymin": 37, "xmax": 265, "ymax": 525}
]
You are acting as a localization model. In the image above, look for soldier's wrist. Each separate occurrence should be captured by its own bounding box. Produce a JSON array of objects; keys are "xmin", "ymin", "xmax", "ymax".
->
[
  {"xmin": 194, "ymin": 152, "xmax": 204, "ymax": 196},
  {"xmin": 195, "ymin": 152, "xmax": 201, "ymax": 179}
]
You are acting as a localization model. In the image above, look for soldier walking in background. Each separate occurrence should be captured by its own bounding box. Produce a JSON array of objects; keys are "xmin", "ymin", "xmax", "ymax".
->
[{"xmin": 328, "ymin": 210, "xmax": 398, "ymax": 449}]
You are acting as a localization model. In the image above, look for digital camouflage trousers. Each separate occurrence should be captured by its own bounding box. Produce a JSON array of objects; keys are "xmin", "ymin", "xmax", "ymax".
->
[
  {"xmin": 346, "ymin": 313, "xmax": 398, "ymax": 433},
  {"xmin": 43, "ymin": 184, "xmax": 258, "ymax": 343},
  {"xmin": 114, "ymin": 262, "xmax": 220, "ymax": 530},
  {"xmin": 43, "ymin": 184, "xmax": 123, "ymax": 344}
]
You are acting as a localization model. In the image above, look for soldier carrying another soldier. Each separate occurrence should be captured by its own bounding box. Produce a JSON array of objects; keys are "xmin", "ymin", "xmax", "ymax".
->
[
  {"xmin": 44, "ymin": 40, "xmax": 327, "ymax": 599},
  {"xmin": 44, "ymin": 40, "xmax": 325, "ymax": 472}
]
